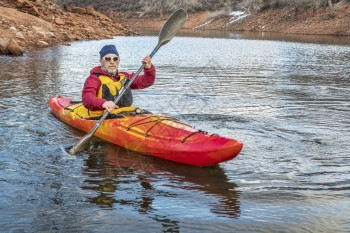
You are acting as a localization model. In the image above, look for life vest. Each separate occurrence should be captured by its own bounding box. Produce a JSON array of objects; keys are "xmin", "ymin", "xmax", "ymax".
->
[
  {"xmin": 67, "ymin": 73, "xmax": 135, "ymax": 119},
  {"xmin": 65, "ymin": 102, "xmax": 142, "ymax": 120},
  {"xmin": 97, "ymin": 73, "xmax": 133, "ymax": 107}
]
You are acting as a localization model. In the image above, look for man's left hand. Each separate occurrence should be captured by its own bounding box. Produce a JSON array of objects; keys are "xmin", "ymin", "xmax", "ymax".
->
[{"xmin": 142, "ymin": 56, "xmax": 152, "ymax": 69}]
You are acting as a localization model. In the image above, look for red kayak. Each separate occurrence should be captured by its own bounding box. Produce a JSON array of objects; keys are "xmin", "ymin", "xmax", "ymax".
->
[{"xmin": 48, "ymin": 96, "xmax": 243, "ymax": 166}]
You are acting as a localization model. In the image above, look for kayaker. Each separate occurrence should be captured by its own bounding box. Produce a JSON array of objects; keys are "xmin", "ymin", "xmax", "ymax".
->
[{"xmin": 82, "ymin": 44, "xmax": 156, "ymax": 112}]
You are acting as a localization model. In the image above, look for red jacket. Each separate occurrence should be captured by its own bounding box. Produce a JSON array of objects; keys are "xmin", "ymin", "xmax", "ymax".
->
[{"xmin": 82, "ymin": 65, "xmax": 156, "ymax": 110}]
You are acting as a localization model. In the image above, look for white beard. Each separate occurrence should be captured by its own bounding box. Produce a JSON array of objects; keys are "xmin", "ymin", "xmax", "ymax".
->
[{"xmin": 102, "ymin": 66, "xmax": 117, "ymax": 77}]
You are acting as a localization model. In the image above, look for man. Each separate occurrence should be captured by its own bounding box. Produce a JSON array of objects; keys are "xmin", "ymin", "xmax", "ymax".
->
[{"xmin": 82, "ymin": 44, "xmax": 156, "ymax": 112}]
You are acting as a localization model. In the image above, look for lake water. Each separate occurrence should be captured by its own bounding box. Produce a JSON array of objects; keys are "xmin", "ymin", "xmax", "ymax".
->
[{"xmin": 1, "ymin": 30, "xmax": 349, "ymax": 232}]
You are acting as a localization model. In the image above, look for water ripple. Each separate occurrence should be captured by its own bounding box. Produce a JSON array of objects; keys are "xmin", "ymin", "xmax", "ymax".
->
[{"xmin": 1, "ymin": 34, "xmax": 349, "ymax": 232}]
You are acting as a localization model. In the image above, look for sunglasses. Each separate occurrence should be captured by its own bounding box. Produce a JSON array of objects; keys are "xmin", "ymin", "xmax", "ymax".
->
[{"xmin": 103, "ymin": 56, "xmax": 119, "ymax": 62}]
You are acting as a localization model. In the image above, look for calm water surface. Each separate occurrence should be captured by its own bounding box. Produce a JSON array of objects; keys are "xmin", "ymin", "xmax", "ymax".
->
[{"xmin": 0, "ymin": 31, "xmax": 349, "ymax": 232}]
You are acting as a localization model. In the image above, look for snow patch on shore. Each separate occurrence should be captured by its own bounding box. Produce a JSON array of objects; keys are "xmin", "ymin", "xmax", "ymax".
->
[
  {"xmin": 192, "ymin": 11, "xmax": 249, "ymax": 29},
  {"xmin": 192, "ymin": 19, "xmax": 214, "ymax": 30},
  {"xmin": 228, "ymin": 11, "xmax": 249, "ymax": 24}
]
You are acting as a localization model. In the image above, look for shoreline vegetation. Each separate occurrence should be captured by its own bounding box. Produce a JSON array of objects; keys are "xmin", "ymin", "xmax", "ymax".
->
[{"xmin": 0, "ymin": 0, "xmax": 349, "ymax": 56}]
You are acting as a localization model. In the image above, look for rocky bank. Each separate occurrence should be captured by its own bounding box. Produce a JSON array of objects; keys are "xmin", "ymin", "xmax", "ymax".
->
[
  {"xmin": 111, "ymin": 2, "xmax": 350, "ymax": 36},
  {"xmin": 1, "ymin": 0, "xmax": 349, "ymax": 57},
  {"xmin": 0, "ymin": 0, "xmax": 135, "ymax": 56}
]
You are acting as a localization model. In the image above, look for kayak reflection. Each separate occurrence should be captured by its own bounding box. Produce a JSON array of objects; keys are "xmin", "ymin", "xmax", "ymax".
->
[{"xmin": 81, "ymin": 141, "xmax": 241, "ymax": 219}]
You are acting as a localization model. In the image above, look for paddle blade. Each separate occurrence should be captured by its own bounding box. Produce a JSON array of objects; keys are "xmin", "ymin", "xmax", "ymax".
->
[
  {"xmin": 68, "ymin": 132, "xmax": 93, "ymax": 154},
  {"xmin": 158, "ymin": 9, "xmax": 187, "ymax": 47}
]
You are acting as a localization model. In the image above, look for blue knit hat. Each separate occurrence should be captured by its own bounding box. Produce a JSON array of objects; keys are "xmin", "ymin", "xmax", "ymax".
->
[{"xmin": 99, "ymin": 44, "xmax": 119, "ymax": 59}]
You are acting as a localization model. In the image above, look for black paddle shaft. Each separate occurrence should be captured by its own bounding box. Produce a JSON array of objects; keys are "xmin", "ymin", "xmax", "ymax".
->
[{"xmin": 94, "ymin": 9, "xmax": 188, "ymax": 128}]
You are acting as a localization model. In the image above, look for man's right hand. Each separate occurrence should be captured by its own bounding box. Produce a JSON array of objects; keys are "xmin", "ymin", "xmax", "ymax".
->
[{"xmin": 102, "ymin": 101, "xmax": 119, "ymax": 112}]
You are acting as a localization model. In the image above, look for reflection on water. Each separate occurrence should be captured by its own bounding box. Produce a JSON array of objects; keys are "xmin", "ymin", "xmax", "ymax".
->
[
  {"xmin": 83, "ymin": 142, "xmax": 240, "ymax": 219},
  {"xmin": 1, "ymin": 30, "xmax": 350, "ymax": 232},
  {"xmin": 136, "ymin": 28, "xmax": 350, "ymax": 45}
]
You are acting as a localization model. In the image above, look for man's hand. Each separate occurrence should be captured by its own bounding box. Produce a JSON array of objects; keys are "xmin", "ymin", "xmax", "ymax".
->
[
  {"xmin": 142, "ymin": 56, "xmax": 152, "ymax": 69},
  {"xmin": 102, "ymin": 101, "xmax": 119, "ymax": 112}
]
